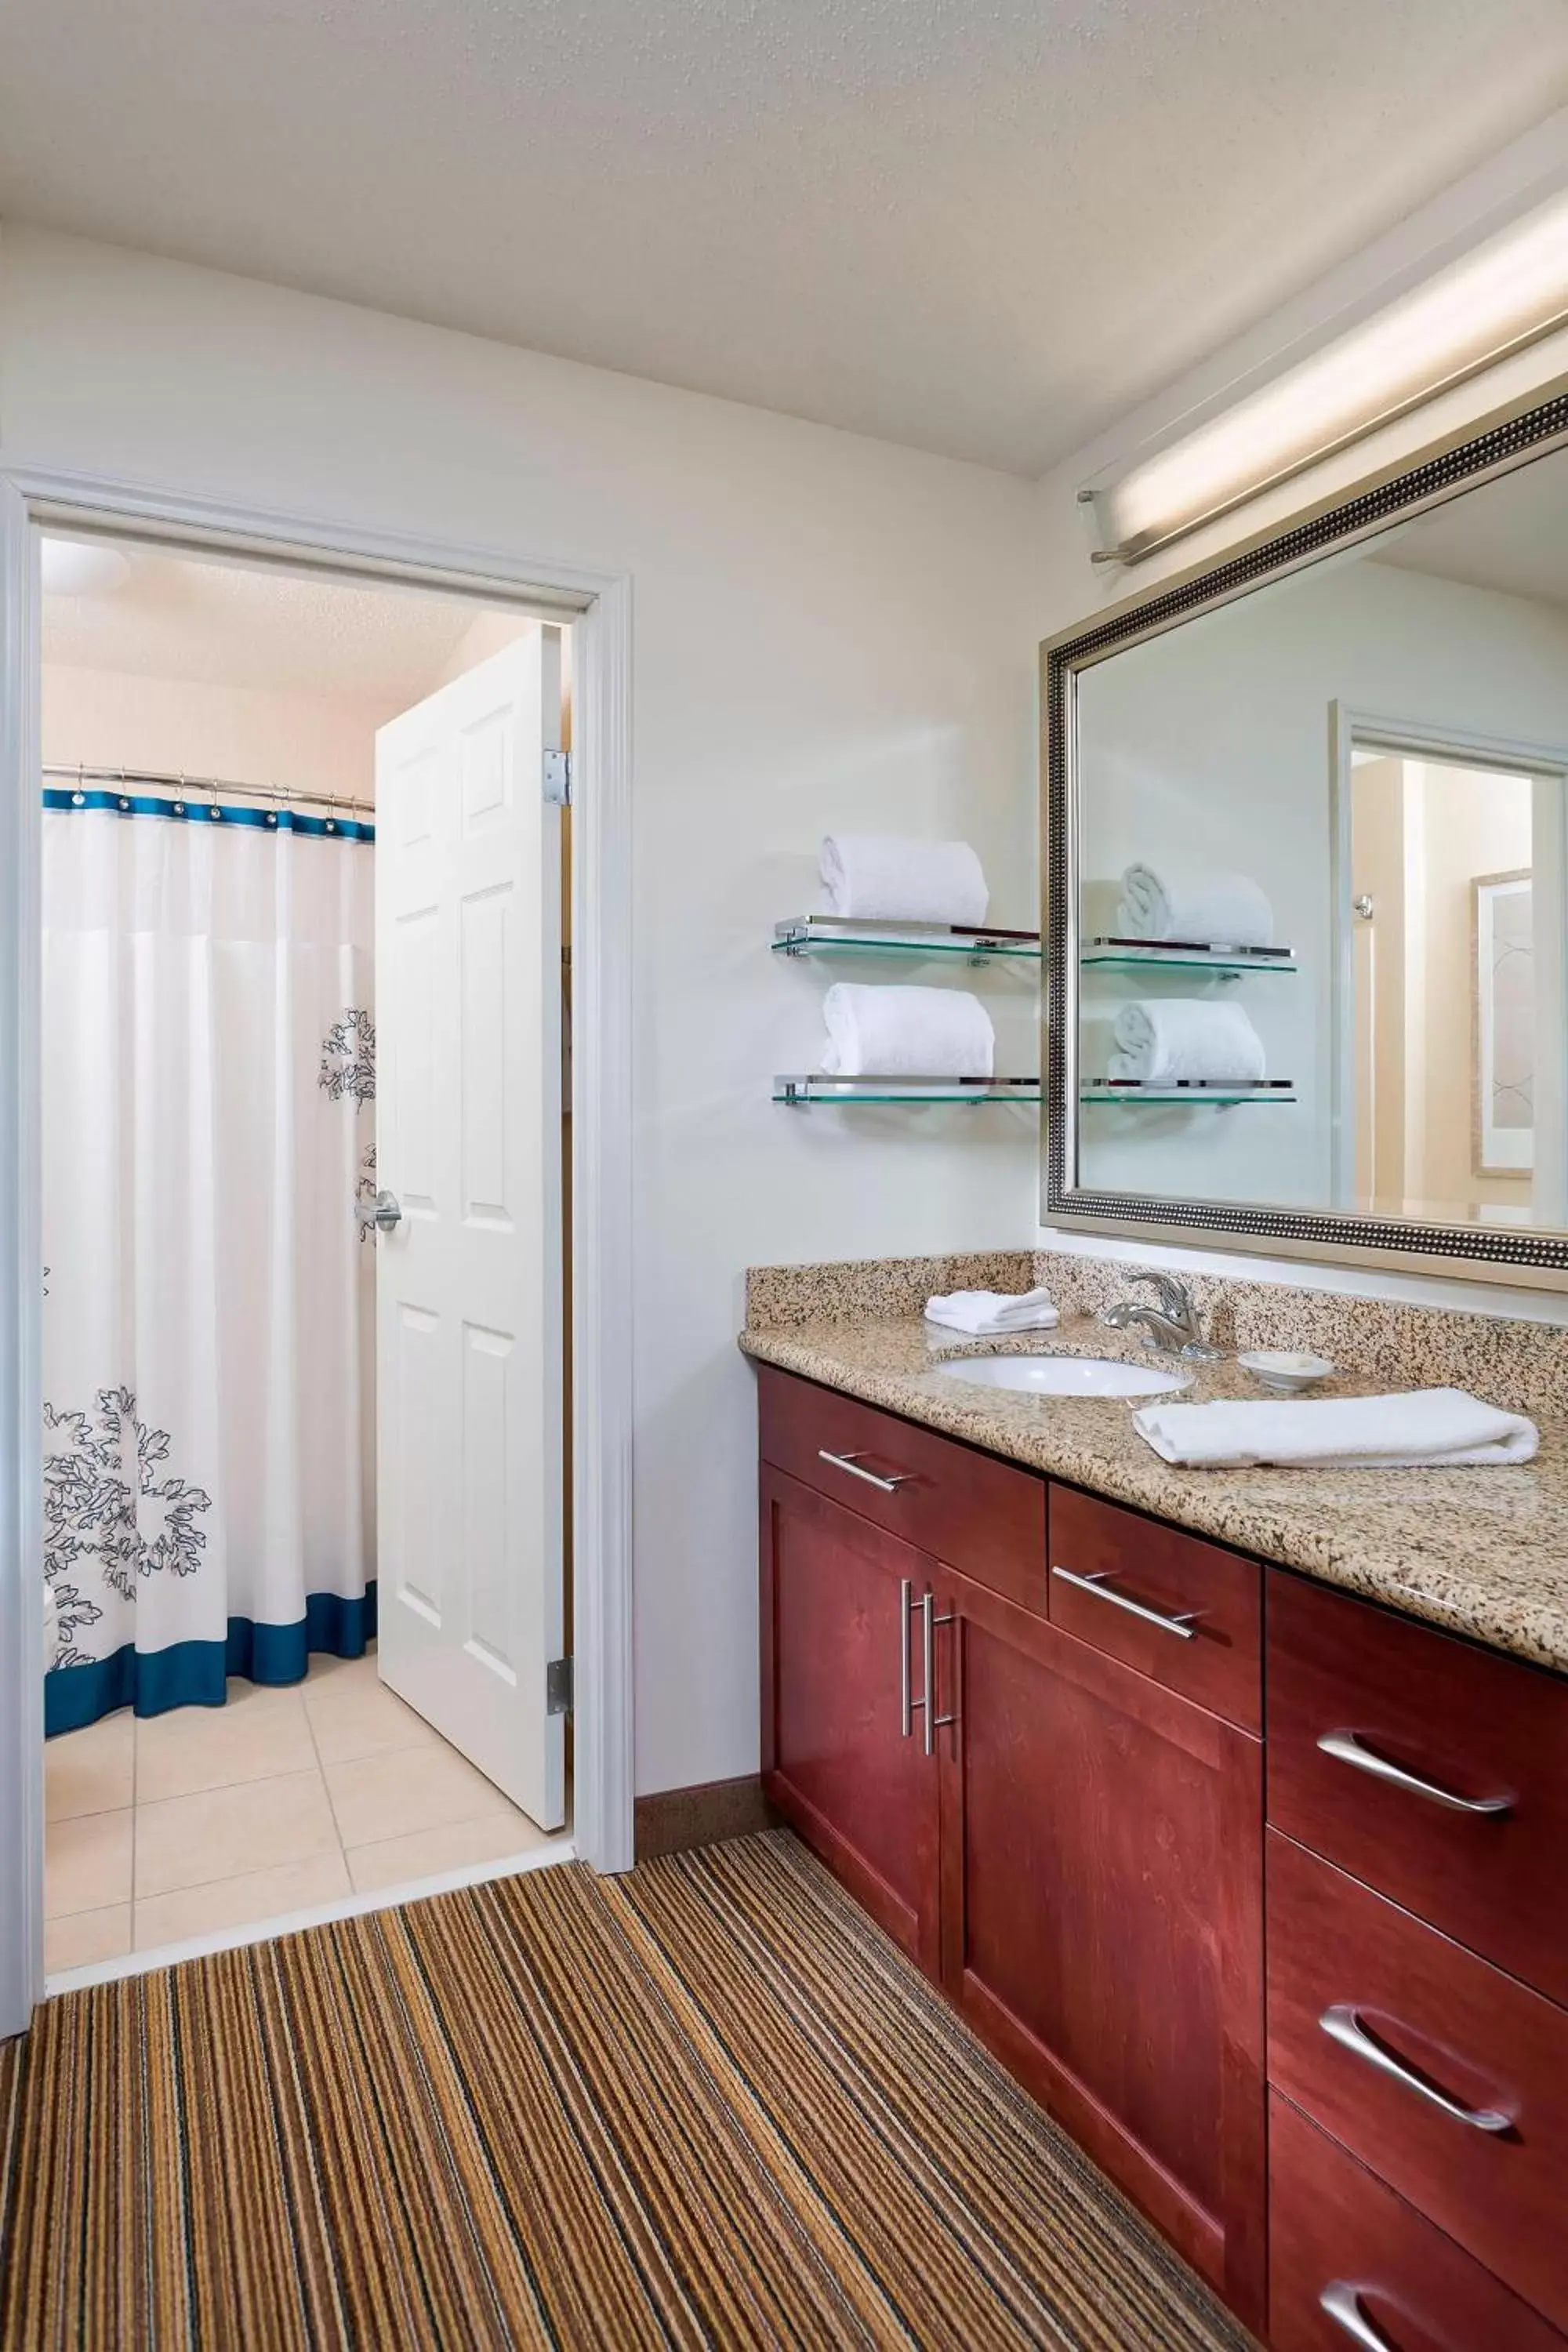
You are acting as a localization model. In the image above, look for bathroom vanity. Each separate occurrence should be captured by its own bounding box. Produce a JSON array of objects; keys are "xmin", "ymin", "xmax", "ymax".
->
[{"xmin": 750, "ymin": 1339, "xmax": 1568, "ymax": 2348}]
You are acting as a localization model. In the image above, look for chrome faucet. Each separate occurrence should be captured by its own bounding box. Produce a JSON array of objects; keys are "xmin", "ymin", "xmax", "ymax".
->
[{"xmin": 1102, "ymin": 1272, "xmax": 1222, "ymax": 1360}]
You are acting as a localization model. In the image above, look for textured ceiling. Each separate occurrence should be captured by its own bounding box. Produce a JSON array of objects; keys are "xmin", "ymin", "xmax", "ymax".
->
[
  {"xmin": 42, "ymin": 544, "xmax": 493, "ymax": 698},
  {"xmin": 2, "ymin": 2, "xmax": 1566, "ymax": 473}
]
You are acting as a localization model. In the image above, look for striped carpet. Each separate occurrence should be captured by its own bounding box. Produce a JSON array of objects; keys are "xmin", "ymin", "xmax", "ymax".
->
[{"xmin": 0, "ymin": 1830, "xmax": 1254, "ymax": 2350}]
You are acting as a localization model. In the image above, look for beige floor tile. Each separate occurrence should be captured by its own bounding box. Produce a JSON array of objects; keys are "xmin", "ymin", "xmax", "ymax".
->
[
  {"xmin": 303, "ymin": 1646, "xmax": 375, "ymax": 1687},
  {"xmin": 135, "ymin": 1683, "xmax": 315, "ymax": 1804},
  {"xmin": 134, "ymin": 1852, "xmax": 353, "ymax": 1951},
  {"xmin": 325, "ymin": 1742, "xmax": 517, "ymax": 1849},
  {"xmin": 304, "ymin": 1669, "xmax": 437, "ymax": 1766},
  {"xmin": 345, "ymin": 1809, "xmax": 554, "ymax": 1895},
  {"xmin": 45, "ymin": 1903, "xmax": 132, "ymax": 1973},
  {"xmin": 135, "ymin": 1768, "xmax": 339, "ymax": 1899},
  {"xmin": 46, "ymin": 1809, "xmax": 133, "ymax": 1917},
  {"xmin": 45, "ymin": 1711, "xmax": 135, "ymax": 1822}
]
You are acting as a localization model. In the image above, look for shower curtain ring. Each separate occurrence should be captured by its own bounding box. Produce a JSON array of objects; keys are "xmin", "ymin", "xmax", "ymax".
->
[{"xmin": 174, "ymin": 771, "xmax": 187, "ymax": 818}]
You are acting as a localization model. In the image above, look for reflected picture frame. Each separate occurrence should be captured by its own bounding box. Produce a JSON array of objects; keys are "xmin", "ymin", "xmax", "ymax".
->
[{"xmin": 1041, "ymin": 374, "xmax": 1568, "ymax": 1283}]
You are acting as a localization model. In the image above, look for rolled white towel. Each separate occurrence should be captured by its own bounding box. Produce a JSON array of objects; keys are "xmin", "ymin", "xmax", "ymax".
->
[
  {"xmin": 925, "ymin": 1287, "xmax": 1060, "ymax": 1335},
  {"xmin": 1134, "ymin": 1387, "xmax": 1538, "ymax": 1469},
  {"xmin": 1117, "ymin": 864, "xmax": 1275, "ymax": 950},
  {"xmin": 821, "ymin": 834, "xmax": 989, "ymax": 927},
  {"xmin": 821, "ymin": 982, "xmax": 995, "ymax": 1078},
  {"xmin": 1108, "ymin": 999, "xmax": 1265, "ymax": 1085}
]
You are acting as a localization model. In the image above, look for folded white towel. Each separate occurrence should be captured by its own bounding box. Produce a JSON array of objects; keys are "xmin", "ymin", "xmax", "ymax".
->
[
  {"xmin": 821, "ymin": 834, "xmax": 989, "ymax": 928},
  {"xmin": 924, "ymin": 1287, "xmax": 1060, "ymax": 1335},
  {"xmin": 821, "ymin": 982, "xmax": 995, "ymax": 1079},
  {"xmin": 1133, "ymin": 1386, "xmax": 1538, "ymax": 1469},
  {"xmin": 1108, "ymin": 999, "xmax": 1266, "ymax": 1085},
  {"xmin": 1117, "ymin": 865, "xmax": 1275, "ymax": 950}
]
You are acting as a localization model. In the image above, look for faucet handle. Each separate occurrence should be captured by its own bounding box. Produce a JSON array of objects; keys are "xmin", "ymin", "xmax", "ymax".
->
[{"xmin": 1127, "ymin": 1269, "xmax": 1190, "ymax": 1319}]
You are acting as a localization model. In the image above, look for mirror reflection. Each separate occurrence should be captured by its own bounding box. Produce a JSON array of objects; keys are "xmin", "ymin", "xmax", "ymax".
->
[{"xmin": 1072, "ymin": 442, "xmax": 1568, "ymax": 1235}]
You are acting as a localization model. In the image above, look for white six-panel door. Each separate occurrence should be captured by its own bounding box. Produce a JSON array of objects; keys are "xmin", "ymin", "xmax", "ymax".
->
[{"xmin": 373, "ymin": 629, "xmax": 566, "ymax": 1831}]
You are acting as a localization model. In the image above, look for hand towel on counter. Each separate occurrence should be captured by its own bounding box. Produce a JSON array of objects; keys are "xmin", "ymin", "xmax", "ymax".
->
[
  {"xmin": 1107, "ymin": 998, "xmax": 1266, "ymax": 1085},
  {"xmin": 821, "ymin": 982, "xmax": 995, "ymax": 1078},
  {"xmin": 820, "ymin": 835, "xmax": 989, "ymax": 928},
  {"xmin": 1117, "ymin": 864, "xmax": 1275, "ymax": 950},
  {"xmin": 925, "ymin": 1286, "xmax": 1060, "ymax": 1335},
  {"xmin": 1133, "ymin": 1387, "xmax": 1539, "ymax": 1469}
]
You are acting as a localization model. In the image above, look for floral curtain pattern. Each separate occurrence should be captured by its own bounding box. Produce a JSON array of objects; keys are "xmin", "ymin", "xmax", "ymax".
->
[{"xmin": 42, "ymin": 798, "xmax": 376, "ymax": 1731}]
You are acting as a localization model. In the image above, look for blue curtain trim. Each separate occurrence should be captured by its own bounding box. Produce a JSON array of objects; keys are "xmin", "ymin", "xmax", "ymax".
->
[
  {"xmin": 44, "ymin": 1584, "xmax": 378, "ymax": 1736},
  {"xmin": 43, "ymin": 787, "xmax": 374, "ymax": 844}
]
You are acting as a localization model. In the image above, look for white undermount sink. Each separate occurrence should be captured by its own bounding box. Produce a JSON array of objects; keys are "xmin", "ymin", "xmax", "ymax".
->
[{"xmin": 935, "ymin": 1354, "xmax": 1193, "ymax": 1399}]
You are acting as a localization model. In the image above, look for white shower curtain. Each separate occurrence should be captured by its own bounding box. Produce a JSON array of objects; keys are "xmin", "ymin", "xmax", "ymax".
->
[{"xmin": 42, "ymin": 787, "xmax": 376, "ymax": 1733}]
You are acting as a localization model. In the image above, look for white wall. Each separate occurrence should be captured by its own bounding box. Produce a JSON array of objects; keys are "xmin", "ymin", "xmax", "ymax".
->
[
  {"xmin": 1074, "ymin": 560, "xmax": 1568, "ymax": 1209},
  {"xmin": 42, "ymin": 662, "xmax": 402, "ymax": 799},
  {"xmin": 0, "ymin": 226, "xmax": 1041, "ymax": 1797}
]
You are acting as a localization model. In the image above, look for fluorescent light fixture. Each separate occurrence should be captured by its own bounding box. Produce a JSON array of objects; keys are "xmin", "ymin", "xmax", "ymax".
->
[{"xmin": 1090, "ymin": 188, "xmax": 1568, "ymax": 565}]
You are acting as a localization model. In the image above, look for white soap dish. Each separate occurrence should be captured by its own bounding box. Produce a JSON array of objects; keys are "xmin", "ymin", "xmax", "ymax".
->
[{"xmin": 1238, "ymin": 1348, "xmax": 1335, "ymax": 1393}]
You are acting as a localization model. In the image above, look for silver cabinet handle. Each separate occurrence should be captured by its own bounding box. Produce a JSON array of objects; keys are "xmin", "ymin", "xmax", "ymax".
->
[
  {"xmin": 1051, "ymin": 1565, "xmax": 1198, "ymax": 1640},
  {"xmin": 1319, "ymin": 2005, "xmax": 1512, "ymax": 2133},
  {"xmin": 818, "ymin": 1448, "xmax": 913, "ymax": 1494},
  {"xmin": 920, "ymin": 1591, "xmax": 956, "ymax": 1758},
  {"xmin": 1319, "ymin": 2283, "xmax": 1396, "ymax": 2352},
  {"xmin": 1316, "ymin": 1730, "xmax": 1512, "ymax": 1817},
  {"xmin": 358, "ymin": 1187, "xmax": 403, "ymax": 1233},
  {"xmin": 899, "ymin": 1578, "xmax": 914, "ymax": 1740}
]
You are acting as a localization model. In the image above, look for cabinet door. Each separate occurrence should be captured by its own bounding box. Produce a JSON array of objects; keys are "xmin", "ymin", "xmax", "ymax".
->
[
  {"xmin": 936, "ymin": 1570, "xmax": 1265, "ymax": 2327},
  {"xmin": 760, "ymin": 1465, "xmax": 940, "ymax": 1974}
]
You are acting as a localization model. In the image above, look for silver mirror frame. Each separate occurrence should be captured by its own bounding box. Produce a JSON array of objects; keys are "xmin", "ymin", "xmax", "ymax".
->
[{"xmin": 1042, "ymin": 378, "xmax": 1568, "ymax": 1286}]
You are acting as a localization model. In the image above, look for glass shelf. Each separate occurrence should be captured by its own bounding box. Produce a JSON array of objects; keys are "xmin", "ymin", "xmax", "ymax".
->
[
  {"xmin": 774, "ymin": 916, "xmax": 1040, "ymax": 964},
  {"xmin": 1080, "ymin": 937, "xmax": 1297, "ymax": 976},
  {"xmin": 1081, "ymin": 1080, "xmax": 1298, "ymax": 1106},
  {"xmin": 775, "ymin": 1074, "xmax": 1041, "ymax": 1106}
]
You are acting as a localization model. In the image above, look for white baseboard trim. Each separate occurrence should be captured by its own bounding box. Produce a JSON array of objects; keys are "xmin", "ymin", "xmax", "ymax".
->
[{"xmin": 45, "ymin": 1834, "xmax": 575, "ymax": 1998}]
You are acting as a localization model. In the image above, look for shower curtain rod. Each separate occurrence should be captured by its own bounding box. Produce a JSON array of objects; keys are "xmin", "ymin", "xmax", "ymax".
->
[{"xmin": 42, "ymin": 763, "xmax": 376, "ymax": 820}]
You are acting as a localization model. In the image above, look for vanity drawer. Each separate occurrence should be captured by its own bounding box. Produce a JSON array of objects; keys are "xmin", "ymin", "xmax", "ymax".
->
[
  {"xmin": 1267, "ymin": 1571, "xmax": 1568, "ymax": 2003},
  {"xmin": 1267, "ymin": 1830, "xmax": 1568, "ymax": 2333},
  {"xmin": 1046, "ymin": 1483, "xmax": 1261, "ymax": 1731},
  {"xmin": 1269, "ymin": 2091, "xmax": 1564, "ymax": 2352},
  {"xmin": 757, "ymin": 1367, "xmax": 1046, "ymax": 1607}
]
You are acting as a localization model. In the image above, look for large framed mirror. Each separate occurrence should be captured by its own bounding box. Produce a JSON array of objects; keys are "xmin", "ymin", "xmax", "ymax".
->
[{"xmin": 1043, "ymin": 382, "xmax": 1568, "ymax": 1281}]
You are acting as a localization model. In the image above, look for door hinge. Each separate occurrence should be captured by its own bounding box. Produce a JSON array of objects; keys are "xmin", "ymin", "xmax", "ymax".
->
[
  {"xmin": 546, "ymin": 1656, "xmax": 574, "ymax": 1716},
  {"xmin": 543, "ymin": 750, "xmax": 572, "ymax": 807}
]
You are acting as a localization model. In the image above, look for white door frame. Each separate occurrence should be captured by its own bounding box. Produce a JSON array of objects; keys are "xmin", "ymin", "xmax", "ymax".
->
[
  {"xmin": 1328, "ymin": 701, "xmax": 1568, "ymax": 1210},
  {"xmin": 0, "ymin": 464, "xmax": 636, "ymax": 2034}
]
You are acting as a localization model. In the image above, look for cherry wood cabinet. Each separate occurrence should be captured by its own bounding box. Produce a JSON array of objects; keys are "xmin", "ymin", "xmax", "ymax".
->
[
  {"xmin": 1268, "ymin": 1570, "xmax": 1568, "ymax": 2006},
  {"xmin": 1269, "ymin": 2092, "xmax": 1563, "ymax": 2352},
  {"xmin": 1267, "ymin": 1830, "xmax": 1568, "ymax": 2333},
  {"xmin": 759, "ymin": 1465, "xmax": 941, "ymax": 1973},
  {"xmin": 936, "ymin": 1567, "xmax": 1266, "ymax": 2323},
  {"xmin": 755, "ymin": 1365, "xmax": 1568, "ymax": 2346}
]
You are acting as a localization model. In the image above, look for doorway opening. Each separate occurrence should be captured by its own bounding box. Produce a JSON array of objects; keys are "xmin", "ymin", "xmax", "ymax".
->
[
  {"xmin": 1333, "ymin": 715, "xmax": 1568, "ymax": 1229},
  {"xmin": 38, "ymin": 532, "xmax": 575, "ymax": 1982}
]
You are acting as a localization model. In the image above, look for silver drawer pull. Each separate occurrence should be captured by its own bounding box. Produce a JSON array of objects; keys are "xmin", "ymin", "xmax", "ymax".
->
[
  {"xmin": 1320, "ymin": 2283, "xmax": 1396, "ymax": 2352},
  {"xmin": 1051, "ymin": 1565, "xmax": 1198, "ymax": 1640},
  {"xmin": 920, "ymin": 1591, "xmax": 956, "ymax": 1758},
  {"xmin": 899, "ymin": 1578, "xmax": 915, "ymax": 1740},
  {"xmin": 818, "ymin": 1448, "xmax": 913, "ymax": 1494},
  {"xmin": 1319, "ymin": 2005, "xmax": 1512, "ymax": 2133},
  {"xmin": 1316, "ymin": 1730, "xmax": 1512, "ymax": 1817}
]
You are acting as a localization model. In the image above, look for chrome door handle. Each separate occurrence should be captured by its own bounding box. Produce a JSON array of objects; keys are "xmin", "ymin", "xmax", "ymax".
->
[
  {"xmin": 1316, "ymin": 1730, "xmax": 1512, "ymax": 1816},
  {"xmin": 899, "ymin": 1578, "xmax": 914, "ymax": 1739},
  {"xmin": 1319, "ymin": 2005, "xmax": 1512, "ymax": 2132},
  {"xmin": 1319, "ymin": 2282, "xmax": 1396, "ymax": 2351},
  {"xmin": 1051, "ymin": 1565, "xmax": 1198, "ymax": 1639},
  {"xmin": 920, "ymin": 1591, "xmax": 956, "ymax": 1758},
  {"xmin": 358, "ymin": 1188, "xmax": 403, "ymax": 1233},
  {"xmin": 818, "ymin": 1449, "xmax": 913, "ymax": 1494}
]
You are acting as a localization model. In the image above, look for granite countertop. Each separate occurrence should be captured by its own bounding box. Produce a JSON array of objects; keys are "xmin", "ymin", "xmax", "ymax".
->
[{"xmin": 739, "ymin": 1312, "xmax": 1568, "ymax": 1677}]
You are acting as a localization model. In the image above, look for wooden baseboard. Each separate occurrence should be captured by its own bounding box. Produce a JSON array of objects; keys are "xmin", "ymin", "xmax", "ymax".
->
[{"xmin": 633, "ymin": 1773, "xmax": 779, "ymax": 1862}]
